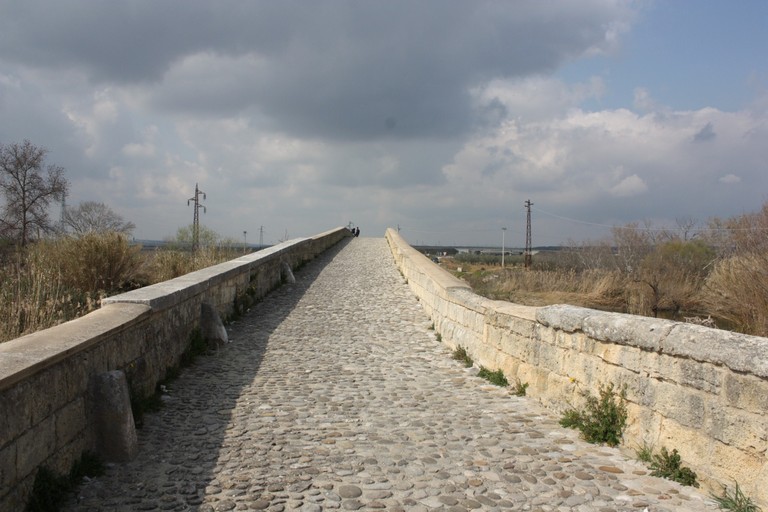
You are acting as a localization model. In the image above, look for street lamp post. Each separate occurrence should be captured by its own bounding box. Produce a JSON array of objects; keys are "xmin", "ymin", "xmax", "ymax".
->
[{"xmin": 501, "ymin": 227, "xmax": 507, "ymax": 269}]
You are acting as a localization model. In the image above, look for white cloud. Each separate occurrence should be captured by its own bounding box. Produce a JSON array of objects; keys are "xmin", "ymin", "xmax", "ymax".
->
[
  {"xmin": 472, "ymin": 76, "xmax": 606, "ymax": 121},
  {"xmin": 719, "ymin": 174, "xmax": 741, "ymax": 184},
  {"xmin": 609, "ymin": 174, "xmax": 648, "ymax": 197},
  {"xmin": 633, "ymin": 87, "xmax": 663, "ymax": 112}
]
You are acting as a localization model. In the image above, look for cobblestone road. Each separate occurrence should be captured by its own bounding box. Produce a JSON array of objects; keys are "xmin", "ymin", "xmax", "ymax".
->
[{"xmin": 65, "ymin": 238, "xmax": 717, "ymax": 511}]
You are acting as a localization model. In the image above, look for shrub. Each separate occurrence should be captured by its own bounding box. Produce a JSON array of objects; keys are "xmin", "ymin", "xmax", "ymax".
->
[
  {"xmin": 452, "ymin": 346, "xmax": 473, "ymax": 367},
  {"xmin": 513, "ymin": 378, "xmax": 529, "ymax": 396},
  {"xmin": 477, "ymin": 366, "xmax": 509, "ymax": 387},
  {"xmin": 560, "ymin": 383, "xmax": 627, "ymax": 446},
  {"xmin": 56, "ymin": 232, "xmax": 144, "ymax": 293},
  {"xmin": 649, "ymin": 447, "xmax": 698, "ymax": 487}
]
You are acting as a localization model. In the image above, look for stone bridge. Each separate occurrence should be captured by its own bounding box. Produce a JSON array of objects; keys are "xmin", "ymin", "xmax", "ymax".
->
[{"xmin": 1, "ymin": 228, "xmax": 766, "ymax": 511}]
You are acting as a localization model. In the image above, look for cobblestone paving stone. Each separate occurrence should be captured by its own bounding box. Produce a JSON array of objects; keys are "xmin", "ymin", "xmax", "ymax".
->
[{"xmin": 64, "ymin": 238, "xmax": 718, "ymax": 511}]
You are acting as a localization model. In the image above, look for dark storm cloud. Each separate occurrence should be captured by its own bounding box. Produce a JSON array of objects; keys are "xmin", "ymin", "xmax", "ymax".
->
[{"xmin": 0, "ymin": 0, "xmax": 631, "ymax": 140}]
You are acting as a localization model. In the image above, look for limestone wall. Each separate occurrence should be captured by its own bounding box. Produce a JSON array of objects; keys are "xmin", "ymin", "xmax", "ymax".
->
[
  {"xmin": 0, "ymin": 227, "xmax": 350, "ymax": 510},
  {"xmin": 386, "ymin": 228, "xmax": 768, "ymax": 507}
]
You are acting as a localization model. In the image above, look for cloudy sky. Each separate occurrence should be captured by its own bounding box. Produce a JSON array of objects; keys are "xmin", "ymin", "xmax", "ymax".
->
[{"xmin": 1, "ymin": 1, "xmax": 767, "ymax": 247}]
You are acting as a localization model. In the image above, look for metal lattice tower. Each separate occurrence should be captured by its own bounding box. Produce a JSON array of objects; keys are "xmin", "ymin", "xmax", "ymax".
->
[
  {"xmin": 187, "ymin": 183, "xmax": 206, "ymax": 252},
  {"xmin": 524, "ymin": 199, "xmax": 533, "ymax": 269}
]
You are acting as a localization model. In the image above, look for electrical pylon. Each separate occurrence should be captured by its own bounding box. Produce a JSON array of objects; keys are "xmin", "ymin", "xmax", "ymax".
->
[
  {"xmin": 187, "ymin": 183, "xmax": 206, "ymax": 252},
  {"xmin": 524, "ymin": 199, "xmax": 533, "ymax": 269}
]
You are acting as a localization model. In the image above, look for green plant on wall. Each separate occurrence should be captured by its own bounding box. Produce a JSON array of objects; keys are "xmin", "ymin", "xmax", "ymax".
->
[
  {"xmin": 452, "ymin": 346, "xmax": 473, "ymax": 367},
  {"xmin": 477, "ymin": 366, "xmax": 509, "ymax": 387},
  {"xmin": 512, "ymin": 378, "xmax": 529, "ymax": 396},
  {"xmin": 636, "ymin": 443, "xmax": 700, "ymax": 488},
  {"xmin": 711, "ymin": 482, "xmax": 762, "ymax": 512},
  {"xmin": 648, "ymin": 447, "xmax": 698, "ymax": 487},
  {"xmin": 560, "ymin": 382, "xmax": 628, "ymax": 447}
]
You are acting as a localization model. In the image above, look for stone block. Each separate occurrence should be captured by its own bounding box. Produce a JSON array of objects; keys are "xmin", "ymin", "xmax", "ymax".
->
[
  {"xmin": 55, "ymin": 398, "xmax": 86, "ymax": 449},
  {"xmin": 0, "ymin": 442, "xmax": 16, "ymax": 494},
  {"xmin": 16, "ymin": 415, "xmax": 55, "ymax": 479},
  {"xmin": 593, "ymin": 343, "xmax": 642, "ymax": 374},
  {"xmin": 583, "ymin": 311, "xmax": 671, "ymax": 351},
  {"xmin": 653, "ymin": 381, "xmax": 707, "ymax": 430},
  {"xmin": 722, "ymin": 372, "xmax": 768, "ymax": 412},
  {"xmin": 90, "ymin": 370, "xmax": 138, "ymax": 462},
  {"xmin": 536, "ymin": 304, "xmax": 591, "ymax": 332},
  {"xmin": 0, "ymin": 384, "xmax": 31, "ymax": 448},
  {"xmin": 29, "ymin": 366, "xmax": 69, "ymax": 427},
  {"xmin": 705, "ymin": 405, "xmax": 767, "ymax": 452}
]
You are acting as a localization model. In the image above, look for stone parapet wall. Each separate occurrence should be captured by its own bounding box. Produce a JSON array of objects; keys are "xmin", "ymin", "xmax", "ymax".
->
[
  {"xmin": 386, "ymin": 228, "xmax": 768, "ymax": 507},
  {"xmin": 0, "ymin": 227, "xmax": 350, "ymax": 510}
]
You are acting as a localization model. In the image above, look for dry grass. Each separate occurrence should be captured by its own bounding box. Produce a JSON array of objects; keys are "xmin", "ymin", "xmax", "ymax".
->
[
  {"xmin": 702, "ymin": 253, "xmax": 768, "ymax": 337},
  {"xmin": 0, "ymin": 247, "xmax": 101, "ymax": 341},
  {"xmin": 143, "ymin": 245, "xmax": 239, "ymax": 282},
  {"xmin": 0, "ymin": 234, "xmax": 240, "ymax": 343},
  {"xmin": 442, "ymin": 244, "xmax": 766, "ymax": 336}
]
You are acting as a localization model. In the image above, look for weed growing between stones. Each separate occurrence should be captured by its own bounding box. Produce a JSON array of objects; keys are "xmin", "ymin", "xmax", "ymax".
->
[
  {"xmin": 451, "ymin": 346, "xmax": 473, "ymax": 367},
  {"xmin": 435, "ymin": 332, "xmax": 442, "ymax": 342},
  {"xmin": 648, "ymin": 447, "xmax": 699, "ymax": 487},
  {"xmin": 560, "ymin": 382, "xmax": 627, "ymax": 447},
  {"xmin": 635, "ymin": 442, "xmax": 654, "ymax": 464},
  {"xmin": 478, "ymin": 366, "xmax": 509, "ymax": 387},
  {"xmin": 25, "ymin": 451, "xmax": 104, "ymax": 512},
  {"xmin": 513, "ymin": 378, "xmax": 529, "ymax": 396},
  {"xmin": 637, "ymin": 443, "xmax": 700, "ymax": 488},
  {"xmin": 711, "ymin": 482, "xmax": 762, "ymax": 512}
]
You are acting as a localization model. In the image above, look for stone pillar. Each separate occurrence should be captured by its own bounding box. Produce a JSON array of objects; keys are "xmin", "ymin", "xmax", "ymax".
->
[
  {"xmin": 282, "ymin": 261, "xmax": 296, "ymax": 284},
  {"xmin": 91, "ymin": 370, "xmax": 138, "ymax": 462},
  {"xmin": 201, "ymin": 302, "xmax": 228, "ymax": 347}
]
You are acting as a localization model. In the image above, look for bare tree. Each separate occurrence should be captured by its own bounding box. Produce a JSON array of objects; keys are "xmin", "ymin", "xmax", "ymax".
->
[
  {"xmin": 675, "ymin": 216, "xmax": 698, "ymax": 241},
  {"xmin": 62, "ymin": 201, "xmax": 135, "ymax": 236},
  {"xmin": 0, "ymin": 140, "xmax": 68, "ymax": 247}
]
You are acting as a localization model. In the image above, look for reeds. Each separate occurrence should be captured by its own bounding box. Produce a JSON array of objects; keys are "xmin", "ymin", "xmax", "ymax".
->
[
  {"xmin": 702, "ymin": 253, "xmax": 768, "ymax": 337},
  {"xmin": 0, "ymin": 233, "xmax": 238, "ymax": 343},
  {"xmin": 0, "ymin": 247, "xmax": 100, "ymax": 341}
]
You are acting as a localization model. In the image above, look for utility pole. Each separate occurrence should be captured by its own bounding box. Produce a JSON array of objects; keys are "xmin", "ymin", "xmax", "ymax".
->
[
  {"xmin": 243, "ymin": 230, "xmax": 247, "ymax": 254},
  {"xmin": 259, "ymin": 225, "xmax": 264, "ymax": 248},
  {"xmin": 524, "ymin": 199, "xmax": 533, "ymax": 269},
  {"xmin": 187, "ymin": 183, "xmax": 206, "ymax": 252},
  {"xmin": 501, "ymin": 227, "xmax": 506, "ymax": 269}
]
